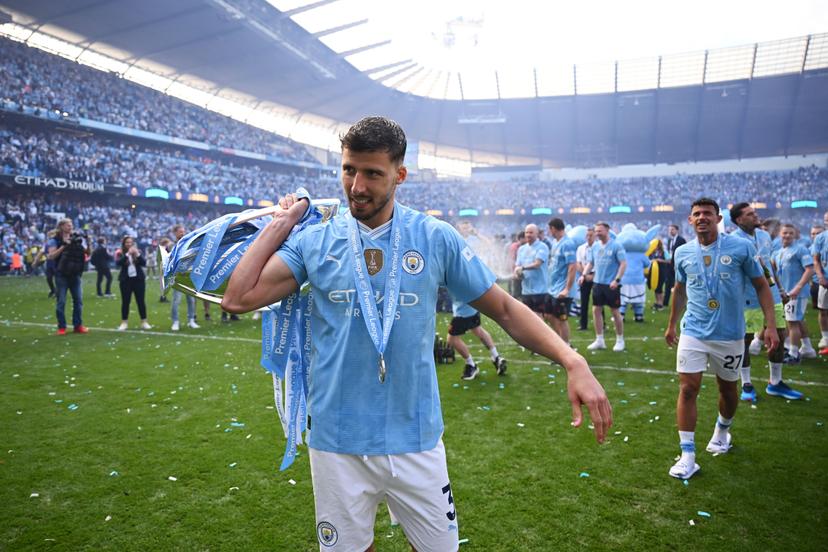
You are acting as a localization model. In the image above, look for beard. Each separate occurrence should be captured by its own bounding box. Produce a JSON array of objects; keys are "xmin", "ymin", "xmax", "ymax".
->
[{"xmin": 348, "ymin": 190, "xmax": 392, "ymax": 222}]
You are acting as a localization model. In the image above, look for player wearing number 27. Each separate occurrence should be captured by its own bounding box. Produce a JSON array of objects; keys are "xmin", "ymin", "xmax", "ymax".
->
[{"xmin": 665, "ymin": 198, "xmax": 779, "ymax": 480}]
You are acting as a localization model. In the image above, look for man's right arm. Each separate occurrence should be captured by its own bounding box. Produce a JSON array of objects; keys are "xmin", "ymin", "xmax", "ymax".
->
[
  {"xmin": 222, "ymin": 196, "xmax": 307, "ymax": 313},
  {"xmin": 815, "ymin": 250, "xmax": 827, "ymax": 286},
  {"xmin": 665, "ymin": 282, "xmax": 686, "ymax": 347}
]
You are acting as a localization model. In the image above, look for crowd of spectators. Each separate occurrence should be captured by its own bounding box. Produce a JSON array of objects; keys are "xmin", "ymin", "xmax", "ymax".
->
[
  {"xmin": 0, "ymin": 193, "xmax": 219, "ymax": 273},
  {"xmin": 0, "ymin": 37, "xmax": 316, "ymax": 164},
  {"xmin": 2, "ymin": 189, "xmax": 825, "ymax": 280},
  {"xmin": 4, "ymin": 122, "xmax": 826, "ymax": 219},
  {"xmin": 398, "ymin": 166, "xmax": 828, "ymax": 213},
  {"xmin": 0, "ymin": 126, "xmax": 338, "ymax": 199}
]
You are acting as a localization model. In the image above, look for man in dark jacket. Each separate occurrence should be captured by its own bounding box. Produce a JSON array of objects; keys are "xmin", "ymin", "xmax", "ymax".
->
[{"xmin": 90, "ymin": 238, "xmax": 114, "ymax": 297}]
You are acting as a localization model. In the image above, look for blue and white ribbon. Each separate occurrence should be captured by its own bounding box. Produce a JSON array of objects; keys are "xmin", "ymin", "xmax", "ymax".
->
[{"xmin": 346, "ymin": 204, "xmax": 403, "ymax": 383}]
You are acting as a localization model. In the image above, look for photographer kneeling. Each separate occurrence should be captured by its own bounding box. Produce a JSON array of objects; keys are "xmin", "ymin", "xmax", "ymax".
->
[{"xmin": 47, "ymin": 218, "xmax": 91, "ymax": 335}]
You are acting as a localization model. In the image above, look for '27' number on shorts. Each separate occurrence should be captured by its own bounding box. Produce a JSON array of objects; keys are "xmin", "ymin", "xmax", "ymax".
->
[
  {"xmin": 723, "ymin": 354, "xmax": 743, "ymax": 370},
  {"xmin": 442, "ymin": 483, "xmax": 456, "ymax": 521}
]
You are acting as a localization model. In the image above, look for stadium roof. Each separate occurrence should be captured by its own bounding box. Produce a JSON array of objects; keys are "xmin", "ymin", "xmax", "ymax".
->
[{"xmin": 1, "ymin": 0, "xmax": 828, "ymax": 171}]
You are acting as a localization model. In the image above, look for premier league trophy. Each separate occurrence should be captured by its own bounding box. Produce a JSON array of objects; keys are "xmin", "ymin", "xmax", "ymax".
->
[
  {"xmin": 159, "ymin": 188, "xmax": 340, "ymax": 470},
  {"xmin": 158, "ymin": 191, "xmax": 339, "ymax": 304}
]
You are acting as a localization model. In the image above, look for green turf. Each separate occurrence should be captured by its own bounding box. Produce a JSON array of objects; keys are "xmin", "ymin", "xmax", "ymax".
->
[{"xmin": 1, "ymin": 275, "xmax": 827, "ymax": 551}]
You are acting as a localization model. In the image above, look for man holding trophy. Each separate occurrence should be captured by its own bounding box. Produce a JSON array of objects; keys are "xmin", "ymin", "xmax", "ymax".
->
[{"xmin": 221, "ymin": 116, "xmax": 612, "ymax": 552}]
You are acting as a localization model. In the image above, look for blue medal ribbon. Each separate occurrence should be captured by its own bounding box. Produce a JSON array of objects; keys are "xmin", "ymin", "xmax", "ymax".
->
[
  {"xmin": 694, "ymin": 237, "xmax": 722, "ymax": 307},
  {"xmin": 346, "ymin": 205, "xmax": 403, "ymax": 383}
]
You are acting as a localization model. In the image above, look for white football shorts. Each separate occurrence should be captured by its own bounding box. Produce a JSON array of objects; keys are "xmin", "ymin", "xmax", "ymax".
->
[
  {"xmin": 676, "ymin": 334, "xmax": 744, "ymax": 382},
  {"xmin": 784, "ymin": 296, "xmax": 808, "ymax": 322},
  {"xmin": 818, "ymin": 285, "xmax": 828, "ymax": 310},
  {"xmin": 309, "ymin": 438, "xmax": 459, "ymax": 552}
]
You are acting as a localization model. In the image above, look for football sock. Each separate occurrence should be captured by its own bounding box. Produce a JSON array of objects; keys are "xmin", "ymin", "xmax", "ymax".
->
[
  {"xmin": 713, "ymin": 414, "xmax": 732, "ymax": 441},
  {"xmin": 465, "ymin": 356, "xmax": 476, "ymax": 367},
  {"xmin": 679, "ymin": 431, "xmax": 695, "ymax": 460},
  {"xmin": 769, "ymin": 362, "xmax": 782, "ymax": 385},
  {"xmin": 489, "ymin": 347, "xmax": 500, "ymax": 361},
  {"xmin": 740, "ymin": 367, "xmax": 752, "ymax": 386}
]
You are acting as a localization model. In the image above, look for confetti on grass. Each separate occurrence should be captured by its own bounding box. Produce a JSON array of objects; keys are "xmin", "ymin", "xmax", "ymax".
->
[
  {"xmin": 579, "ymin": 472, "xmax": 590, "ymax": 478},
  {"xmin": 697, "ymin": 511, "xmax": 711, "ymax": 518},
  {"xmin": 459, "ymin": 538, "xmax": 470, "ymax": 545}
]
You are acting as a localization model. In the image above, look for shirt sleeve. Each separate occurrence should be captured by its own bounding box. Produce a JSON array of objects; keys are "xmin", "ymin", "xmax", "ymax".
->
[
  {"xmin": 674, "ymin": 251, "xmax": 687, "ymax": 284},
  {"xmin": 564, "ymin": 242, "xmax": 577, "ymax": 265},
  {"xmin": 275, "ymin": 229, "xmax": 309, "ymax": 286},
  {"xmin": 536, "ymin": 242, "xmax": 549, "ymax": 264},
  {"xmin": 441, "ymin": 225, "xmax": 496, "ymax": 305},
  {"xmin": 800, "ymin": 246, "xmax": 814, "ymax": 267}
]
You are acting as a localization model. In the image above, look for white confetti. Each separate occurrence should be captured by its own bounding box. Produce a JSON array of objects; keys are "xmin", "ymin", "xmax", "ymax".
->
[
  {"xmin": 168, "ymin": 476, "xmax": 177, "ymax": 482},
  {"xmin": 105, "ymin": 515, "xmax": 112, "ymax": 522},
  {"xmin": 30, "ymin": 492, "xmax": 39, "ymax": 498},
  {"xmin": 288, "ymin": 479, "xmax": 297, "ymax": 485}
]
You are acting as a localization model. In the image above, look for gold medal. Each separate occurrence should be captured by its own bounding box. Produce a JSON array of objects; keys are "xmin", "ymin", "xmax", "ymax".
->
[{"xmin": 708, "ymin": 299, "xmax": 720, "ymax": 309}]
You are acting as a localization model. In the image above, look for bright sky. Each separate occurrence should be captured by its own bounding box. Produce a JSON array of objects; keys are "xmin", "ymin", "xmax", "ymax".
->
[{"xmin": 270, "ymin": 0, "xmax": 828, "ymax": 97}]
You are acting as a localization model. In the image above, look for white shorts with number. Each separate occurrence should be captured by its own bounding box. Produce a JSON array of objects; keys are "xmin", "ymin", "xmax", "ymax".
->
[
  {"xmin": 784, "ymin": 296, "xmax": 808, "ymax": 322},
  {"xmin": 676, "ymin": 334, "xmax": 744, "ymax": 382},
  {"xmin": 310, "ymin": 439, "xmax": 459, "ymax": 552}
]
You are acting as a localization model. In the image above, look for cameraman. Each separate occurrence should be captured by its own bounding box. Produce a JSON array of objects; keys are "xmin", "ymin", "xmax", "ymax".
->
[
  {"xmin": 47, "ymin": 218, "xmax": 91, "ymax": 335},
  {"xmin": 91, "ymin": 237, "xmax": 114, "ymax": 297}
]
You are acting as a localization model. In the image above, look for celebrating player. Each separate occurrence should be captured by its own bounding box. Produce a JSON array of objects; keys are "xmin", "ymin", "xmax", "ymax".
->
[
  {"xmin": 665, "ymin": 198, "xmax": 779, "ymax": 480},
  {"xmin": 546, "ymin": 217, "xmax": 577, "ymax": 346},
  {"xmin": 581, "ymin": 222, "xmax": 627, "ymax": 352},
  {"xmin": 222, "ymin": 116, "xmax": 611, "ymax": 552},
  {"xmin": 772, "ymin": 224, "xmax": 814, "ymax": 364},
  {"xmin": 514, "ymin": 223, "xmax": 550, "ymax": 319},
  {"xmin": 730, "ymin": 203, "xmax": 802, "ymax": 400}
]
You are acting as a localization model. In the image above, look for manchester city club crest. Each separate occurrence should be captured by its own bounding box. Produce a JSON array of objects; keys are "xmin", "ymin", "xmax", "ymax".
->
[
  {"xmin": 364, "ymin": 248, "xmax": 384, "ymax": 276},
  {"xmin": 317, "ymin": 521, "xmax": 338, "ymax": 547},
  {"xmin": 720, "ymin": 255, "xmax": 732, "ymax": 265},
  {"xmin": 402, "ymin": 250, "xmax": 425, "ymax": 275}
]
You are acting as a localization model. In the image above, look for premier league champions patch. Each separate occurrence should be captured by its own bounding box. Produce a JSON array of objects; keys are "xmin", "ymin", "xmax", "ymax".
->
[
  {"xmin": 317, "ymin": 521, "xmax": 338, "ymax": 547},
  {"xmin": 403, "ymin": 250, "xmax": 425, "ymax": 275}
]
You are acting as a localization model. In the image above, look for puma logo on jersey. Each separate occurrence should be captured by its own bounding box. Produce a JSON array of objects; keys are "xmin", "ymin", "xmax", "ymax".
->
[{"xmin": 325, "ymin": 254, "xmax": 343, "ymax": 269}]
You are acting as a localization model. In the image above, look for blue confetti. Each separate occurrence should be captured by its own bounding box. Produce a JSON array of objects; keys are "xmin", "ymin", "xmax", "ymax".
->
[
  {"xmin": 498, "ymin": 383, "xmax": 505, "ymax": 389},
  {"xmin": 67, "ymin": 403, "xmax": 78, "ymax": 411},
  {"xmin": 579, "ymin": 472, "xmax": 590, "ymax": 478},
  {"xmin": 109, "ymin": 470, "xmax": 119, "ymax": 477},
  {"xmin": 697, "ymin": 511, "xmax": 711, "ymax": 518},
  {"xmin": 683, "ymin": 480, "xmax": 689, "ymax": 486},
  {"xmin": 230, "ymin": 422, "xmax": 245, "ymax": 427}
]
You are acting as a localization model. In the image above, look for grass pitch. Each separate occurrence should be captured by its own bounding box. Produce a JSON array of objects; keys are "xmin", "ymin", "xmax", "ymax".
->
[{"xmin": 1, "ymin": 275, "xmax": 827, "ymax": 551}]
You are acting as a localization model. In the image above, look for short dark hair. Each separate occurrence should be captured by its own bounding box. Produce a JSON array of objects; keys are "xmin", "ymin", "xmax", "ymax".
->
[
  {"xmin": 691, "ymin": 197, "xmax": 720, "ymax": 214},
  {"xmin": 340, "ymin": 116, "xmax": 407, "ymax": 165},
  {"xmin": 594, "ymin": 221, "xmax": 610, "ymax": 230},
  {"xmin": 518, "ymin": 231, "xmax": 525, "ymax": 239},
  {"xmin": 669, "ymin": 224, "xmax": 679, "ymax": 231},
  {"xmin": 547, "ymin": 217, "xmax": 565, "ymax": 231},
  {"xmin": 729, "ymin": 201, "xmax": 750, "ymax": 220}
]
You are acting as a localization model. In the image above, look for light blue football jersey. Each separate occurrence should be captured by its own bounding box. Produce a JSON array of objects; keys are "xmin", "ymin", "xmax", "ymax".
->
[
  {"xmin": 591, "ymin": 239, "xmax": 627, "ymax": 285},
  {"xmin": 813, "ymin": 231, "xmax": 828, "ymax": 281},
  {"xmin": 731, "ymin": 227, "xmax": 782, "ymax": 307},
  {"xmin": 548, "ymin": 236, "xmax": 577, "ymax": 296},
  {"xmin": 277, "ymin": 203, "xmax": 496, "ymax": 455},
  {"xmin": 451, "ymin": 298, "xmax": 478, "ymax": 318},
  {"xmin": 621, "ymin": 251, "xmax": 651, "ymax": 286},
  {"xmin": 675, "ymin": 234, "xmax": 762, "ymax": 341},
  {"xmin": 773, "ymin": 243, "xmax": 814, "ymax": 293},
  {"xmin": 516, "ymin": 240, "xmax": 550, "ymax": 295}
]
